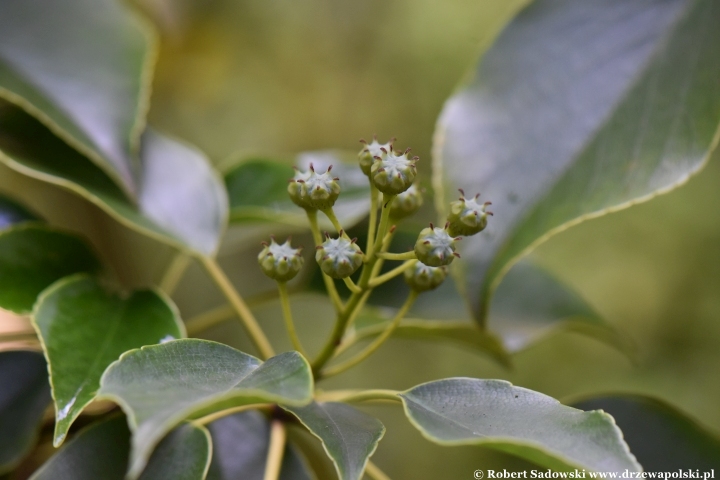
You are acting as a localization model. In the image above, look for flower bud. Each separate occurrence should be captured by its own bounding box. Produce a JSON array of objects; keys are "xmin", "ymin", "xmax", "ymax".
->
[
  {"xmin": 447, "ymin": 190, "xmax": 492, "ymax": 237},
  {"xmin": 389, "ymin": 184, "xmax": 423, "ymax": 220},
  {"xmin": 414, "ymin": 223, "xmax": 460, "ymax": 267},
  {"xmin": 258, "ymin": 237, "xmax": 304, "ymax": 282},
  {"xmin": 315, "ymin": 234, "xmax": 363, "ymax": 279},
  {"xmin": 370, "ymin": 145, "xmax": 418, "ymax": 195},
  {"xmin": 359, "ymin": 136, "xmax": 393, "ymax": 176},
  {"xmin": 287, "ymin": 163, "xmax": 341, "ymax": 211},
  {"xmin": 403, "ymin": 260, "xmax": 447, "ymax": 292}
]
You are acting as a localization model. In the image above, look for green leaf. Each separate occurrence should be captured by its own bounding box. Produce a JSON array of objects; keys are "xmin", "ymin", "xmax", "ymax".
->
[
  {"xmin": 0, "ymin": 0, "xmax": 153, "ymax": 197},
  {"xmin": 489, "ymin": 260, "xmax": 634, "ymax": 357},
  {"xmin": 225, "ymin": 151, "xmax": 370, "ymax": 231},
  {"xmin": 285, "ymin": 402, "xmax": 385, "ymax": 480},
  {"xmin": 572, "ymin": 394, "xmax": 720, "ymax": 470},
  {"xmin": 206, "ymin": 410, "xmax": 313, "ymax": 480},
  {"xmin": 398, "ymin": 378, "xmax": 641, "ymax": 472},
  {"xmin": 29, "ymin": 415, "xmax": 212, "ymax": 480},
  {"xmin": 0, "ymin": 194, "xmax": 40, "ymax": 229},
  {"xmin": 98, "ymin": 339, "xmax": 313, "ymax": 479},
  {"xmin": 0, "ymin": 101, "xmax": 227, "ymax": 256},
  {"xmin": 0, "ymin": 351, "xmax": 50, "ymax": 474},
  {"xmin": 434, "ymin": 0, "xmax": 720, "ymax": 322},
  {"xmin": 32, "ymin": 275, "xmax": 185, "ymax": 447},
  {"xmin": 0, "ymin": 224, "xmax": 100, "ymax": 314}
]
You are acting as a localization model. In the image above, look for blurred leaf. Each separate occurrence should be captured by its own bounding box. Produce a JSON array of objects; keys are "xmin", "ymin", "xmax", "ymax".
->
[
  {"xmin": 285, "ymin": 402, "xmax": 384, "ymax": 480},
  {"xmin": 32, "ymin": 275, "xmax": 185, "ymax": 447},
  {"xmin": 0, "ymin": 101, "xmax": 226, "ymax": 256},
  {"xmin": 399, "ymin": 378, "xmax": 641, "ymax": 472},
  {"xmin": 489, "ymin": 260, "xmax": 634, "ymax": 357},
  {"xmin": 98, "ymin": 339, "xmax": 313, "ymax": 479},
  {"xmin": 225, "ymin": 151, "xmax": 370, "ymax": 231},
  {"xmin": 0, "ymin": 194, "xmax": 40, "ymax": 229},
  {"xmin": 0, "ymin": 351, "xmax": 50, "ymax": 474},
  {"xmin": 572, "ymin": 394, "xmax": 720, "ymax": 470},
  {"xmin": 30, "ymin": 415, "xmax": 212, "ymax": 480},
  {"xmin": 206, "ymin": 410, "xmax": 313, "ymax": 480},
  {"xmin": 0, "ymin": 0, "xmax": 153, "ymax": 196},
  {"xmin": 0, "ymin": 224, "xmax": 100, "ymax": 314},
  {"xmin": 434, "ymin": 0, "xmax": 720, "ymax": 322},
  {"xmin": 139, "ymin": 128, "xmax": 228, "ymax": 256}
]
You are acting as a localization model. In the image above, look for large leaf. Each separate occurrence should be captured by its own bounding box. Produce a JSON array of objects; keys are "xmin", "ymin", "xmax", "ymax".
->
[
  {"xmin": 285, "ymin": 402, "xmax": 385, "ymax": 480},
  {"xmin": 434, "ymin": 0, "xmax": 720, "ymax": 321},
  {"xmin": 399, "ymin": 378, "xmax": 641, "ymax": 472},
  {"xmin": 573, "ymin": 395, "xmax": 720, "ymax": 470},
  {"xmin": 30, "ymin": 415, "xmax": 211, "ymax": 480},
  {"xmin": 206, "ymin": 410, "xmax": 313, "ymax": 480},
  {"xmin": 0, "ymin": 193, "xmax": 40, "ymax": 229},
  {"xmin": 0, "ymin": 224, "xmax": 100, "ymax": 314},
  {"xmin": 32, "ymin": 275, "xmax": 185, "ymax": 446},
  {"xmin": 98, "ymin": 339, "xmax": 313, "ymax": 479},
  {"xmin": 225, "ymin": 151, "xmax": 370, "ymax": 231},
  {"xmin": 0, "ymin": 0, "xmax": 153, "ymax": 197},
  {"xmin": 0, "ymin": 101, "xmax": 227, "ymax": 256},
  {"xmin": 0, "ymin": 351, "xmax": 51, "ymax": 474}
]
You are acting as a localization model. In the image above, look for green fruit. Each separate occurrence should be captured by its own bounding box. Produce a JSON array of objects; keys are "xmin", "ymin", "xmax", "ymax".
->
[
  {"xmin": 389, "ymin": 184, "xmax": 423, "ymax": 220},
  {"xmin": 258, "ymin": 237, "xmax": 304, "ymax": 282},
  {"xmin": 403, "ymin": 260, "xmax": 447, "ymax": 292},
  {"xmin": 414, "ymin": 223, "xmax": 459, "ymax": 267},
  {"xmin": 287, "ymin": 164, "xmax": 341, "ymax": 210},
  {"xmin": 447, "ymin": 189, "xmax": 492, "ymax": 237},
  {"xmin": 315, "ymin": 234, "xmax": 363, "ymax": 279},
  {"xmin": 359, "ymin": 136, "xmax": 393, "ymax": 176},
  {"xmin": 370, "ymin": 145, "xmax": 418, "ymax": 195}
]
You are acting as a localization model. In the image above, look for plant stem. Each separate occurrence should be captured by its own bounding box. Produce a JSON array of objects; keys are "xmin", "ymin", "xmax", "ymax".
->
[
  {"xmin": 376, "ymin": 251, "xmax": 416, "ymax": 261},
  {"xmin": 159, "ymin": 252, "xmax": 191, "ymax": 295},
  {"xmin": 201, "ymin": 256, "xmax": 275, "ymax": 360},
  {"xmin": 365, "ymin": 182, "xmax": 379, "ymax": 256},
  {"xmin": 367, "ymin": 260, "xmax": 415, "ymax": 288},
  {"xmin": 277, "ymin": 282, "xmax": 307, "ymax": 357},
  {"xmin": 319, "ymin": 389, "xmax": 401, "ymax": 404},
  {"xmin": 263, "ymin": 420, "xmax": 287, "ymax": 480},
  {"xmin": 373, "ymin": 194, "xmax": 396, "ymax": 255},
  {"xmin": 366, "ymin": 461, "xmax": 392, "ymax": 480},
  {"xmin": 193, "ymin": 404, "xmax": 272, "ymax": 426},
  {"xmin": 306, "ymin": 210, "xmax": 343, "ymax": 311},
  {"xmin": 321, "ymin": 207, "xmax": 344, "ymax": 235},
  {"xmin": 321, "ymin": 291, "xmax": 417, "ymax": 378},
  {"xmin": 185, "ymin": 305, "xmax": 235, "ymax": 336},
  {"xmin": 342, "ymin": 276, "xmax": 362, "ymax": 293}
]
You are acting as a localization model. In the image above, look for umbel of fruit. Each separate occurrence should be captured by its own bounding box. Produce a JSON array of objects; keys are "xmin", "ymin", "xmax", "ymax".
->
[
  {"xmin": 358, "ymin": 136, "xmax": 393, "ymax": 176},
  {"xmin": 370, "ymin": 145, "xmax": 418, "ymax": 195},
  {"xmin": 258, "ymin": 237, "xmax": 304, "ymax": 282},
  {"xmin": 403, "ymin": 260, "xmax": 447, "ymax": 292},
  {"xmin": 446, "ymin": 189, "xmax": 493, "ymax": 237},
  {"xmin": 315, "ymin": 233, "xmax": 364, "ymax": 279},
  {"xmin": 414, "ymin": 223, "xmax": 460, "ymax": 267},
  {"xmin": 389, "ymin": 184, "xmax": 423, "ymax": 220},
  {"xmin": 287, "ymin": 163, "xmax": 341, "ymax": 210}
]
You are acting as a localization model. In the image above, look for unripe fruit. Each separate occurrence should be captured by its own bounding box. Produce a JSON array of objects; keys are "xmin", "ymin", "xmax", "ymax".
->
[
  {"xmin": 359, "ymin": 136, "xmax": 393, "ymax": 176},
  {"xmin": 447, "ymin": 189, "xmax": 493, "ymax": 237},
  {"xmin": 315, "ymin": 233, "xmax": 363, "ymax": 279},
  {"xmin": 287, "ymin": 163, "xmax": 341, "ymax": 211},
  {"xmin": 370, "ymin": 145, "xmax": 418, "ymax": 195},
  {"xmin": 258, "ymin": 237, "xmax": 304, "ymax": 282},
  {"xmin": 414, "ymin": 223, "xmax": 460, "ymax": 267},
  {"xmin": 389, "ymin": 184, "xmax": 423, "ymax": 220},
  {"xmin": 403, "ymin": 260, "xmax": 447, "ymax": 292}
]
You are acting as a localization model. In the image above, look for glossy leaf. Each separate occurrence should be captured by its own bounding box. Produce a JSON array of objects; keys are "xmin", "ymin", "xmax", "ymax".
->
[
  {"xmin": 0, "ymin": 0, "xmax": 152, "ymax": 196},
  {"xmin": 399, "ymin": 378, "xmax": 641, "ymax": 472},
  {"xmin": 0, "ymin": 100, "xmax": 227, "ymax": 256},
  {"xmin": 0, "ymin": 351, "xmax": 51, "ymax": 474},
  {"xmin": 285, "ymin": 402, "xmax": 385, "ymax": 480},
  {"xmin": 32, "ymin": 275, "xmax": 185, "ymax": 447},
  {"xmin": 0, "ymin": 194, "xmax": 40, "ymax": 229},
  {"xmin": 489, "ymin": 260, "xmax": 634, "ymax": 356},
  {"xmin": 30, "ymin": 416, "xmax": 211, "ymax": 480},
  {"xmin": 573, "ymin": 395, "xmax": 720, "ymax": 470},
  {"xmin": 225, "ymin": 151, "xmax": 370, "ymax": 230},
  {"xmin": 98, "ymin": 339, "xmax": 313, "ymax": 479},
  {"xmin": 206, "ymin": 410, "xmax": 313, "ymax": 480},
  {"xmin": 434, "ymin": 0, "xmax": 720, "ymax": 321},
  {"xmin": 0, "ymin": 224, "xmax": 100, "ymax": 314}
]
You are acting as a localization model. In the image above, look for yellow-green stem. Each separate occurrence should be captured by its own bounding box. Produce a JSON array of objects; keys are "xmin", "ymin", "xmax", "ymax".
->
[
  {"xmin": 193, "ymin": 404, "xmax": 271, "ymax": 426},
  {"xmin": 321, "ymin": 207, "xmax": 344, "ymax": 235},
  {"xmin": 263, "ymin": 420, "xmax": 287, "ymax": 480},
  {"xmin": 365, "ymin": 182, "xmax": 379, "ymax": 255},
  {"xmin": 306, "ymin": 210, "xmax": 343, "ymax": 311},
  {"xmin": 321, "ymin": 291, "xmax": 417, "ymax": 378},
  {"xmin": 159, "ymin": 252, "xmax": 191, "ymax": 295},
  {"xmin": 342, "ymin": 276, "xmax": 362, "ymax": 293},
  {"xmin": 320, "ymin": 389, "xmax": 401, "ymax": 403},
  {"xmin": 373, "ymin": 194, "xmax": 396, "ymax": 255},
  {"xmin": 277, "ymin": 282, "xmax": 307, "ymax": 357},
  {"xmin": 368, "ymin": 260, "xmax": 415, "ymax": 288},
  {"xmin": 185, "ymin": 305, "xmax": 235, "ymax": 336},
  {"xmin": 366, "ymin": 461, "xmax": 393, "ymax": 480},
  {"xmin": 376, "ymin": 251, "xmax": 416, "ymax": 261},
  {"xmin": 201, "ymin": 256, "xmax": 275, "ymax": 360}
]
